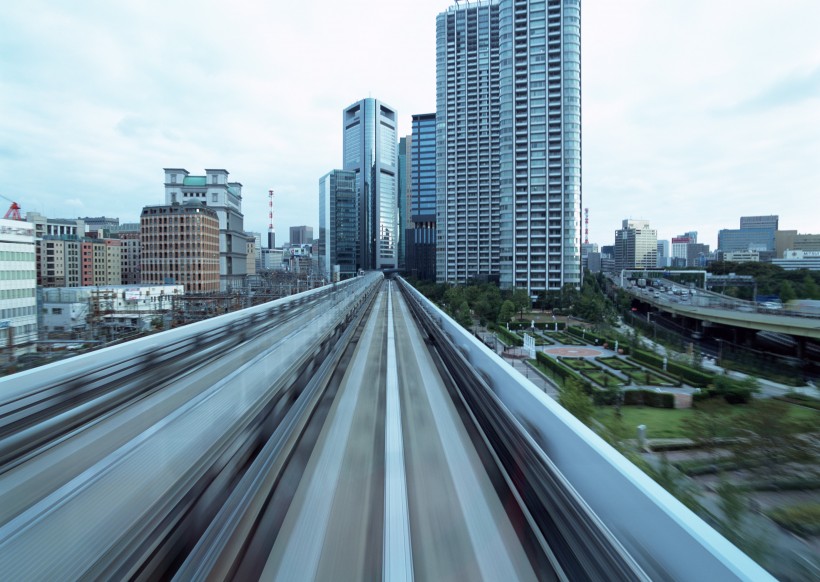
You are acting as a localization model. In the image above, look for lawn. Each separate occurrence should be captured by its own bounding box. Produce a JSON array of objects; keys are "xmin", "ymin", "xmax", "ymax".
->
[
  {"xmin": 561, "ymin": 357, "xmax": 599, "ymax": 371},
  {"xmin": 544, "ymin": 332, "xmax": 586, "ymax": 346},
  {"xmin": 595, "ymin": 401, "xmax": 818, "ymax": 440},
  {"xmin": 622, "ymin": 369, "xmax": 677, "ymax": 387},
  {"xmin": 597, "ymin": 356, "xmax": 640, "ymax": 372},
  {"xmin": 583, "ymin": 369, "xmax": 627, "ymax": 388}
]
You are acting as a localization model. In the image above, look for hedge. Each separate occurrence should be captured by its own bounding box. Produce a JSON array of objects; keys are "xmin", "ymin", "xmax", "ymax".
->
[
  {"xmin": 495, "ymin": 327, "xmax": 523, "ymax": 347},
  {"xmin": 566, "ymin": 326, "xmax": 630, "ymax": 354},
  {"xmin": 630, "ymin": 349, "xmax": 715, "ymax": 388},
  {"xmin": 623, "ymin": 389, "xmax": 675, "ymax": 409}
]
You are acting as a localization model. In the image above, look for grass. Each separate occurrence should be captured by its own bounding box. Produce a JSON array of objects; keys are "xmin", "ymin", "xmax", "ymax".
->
[
  {"xmin": 597, "ymin": 356, "xmax": 640, "ymax": 371},
  {"xmin": 583, "ymin": 369, "xmax": 627, "ymax": 388},
  {"xmin": 561, "ymin": 358, "xmax": 599, "ymax": 371},
  {"xmin": 623, "ymin": 369, "xmax": 678, "ymax": 387},
  {"xmin": 544, "ymin": 332, "xmax": 587, "ymax": 346},
  {"xmin": 595, "ymin": 400, "xmax": 817, "ymax": 440}
]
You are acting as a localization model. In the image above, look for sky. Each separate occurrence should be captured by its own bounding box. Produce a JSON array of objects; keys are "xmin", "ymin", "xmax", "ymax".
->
[{"xmin": 1, "ymin": 0, "xmax": 819, "ymax": 251}]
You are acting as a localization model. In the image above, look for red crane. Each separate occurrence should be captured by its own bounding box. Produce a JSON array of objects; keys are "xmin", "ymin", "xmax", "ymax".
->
[{"xmin": 0, "ymin": 193, "xmax": 22, "ymax": 220}]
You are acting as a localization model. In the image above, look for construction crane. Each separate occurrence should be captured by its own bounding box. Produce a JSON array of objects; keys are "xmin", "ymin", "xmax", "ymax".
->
[{"xmin": 0, "ymin": 193, "xmax": 22, "ymax": 220}]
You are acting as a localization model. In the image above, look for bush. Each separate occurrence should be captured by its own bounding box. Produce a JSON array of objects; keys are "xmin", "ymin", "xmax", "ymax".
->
[
  {"xmin": 629, "ymin": 349, "xmax": 715, "ymax": 388},
  {"xmin": 766, "ymin": 503, "xmax": 820, "ymax": 537},
  {"xmin": 709, "ymin": 375, "xmax": 759, "ymax": 404},
  {"xmin": 623, "ymin": 389, "xmax": 675, "ymax": 409}
]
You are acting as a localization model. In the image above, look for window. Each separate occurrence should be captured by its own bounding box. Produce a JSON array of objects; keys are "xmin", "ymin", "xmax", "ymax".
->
[{"xmin": 52, "ymin": 308, "xmax": 63, "ymax": 315}]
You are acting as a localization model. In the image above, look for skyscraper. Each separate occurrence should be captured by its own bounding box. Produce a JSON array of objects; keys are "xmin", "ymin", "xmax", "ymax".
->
[
  {"xmin": 436, "ymin": 1, "xmax": 501, "ymax": 284},
  {"xmin": 342, "ymin": 98, "xmax": 399, "ymax": 271},
  {"xmin": 409, "ymin": 113, "xmax": 437, "ymax": 280},
  {"xmin": 614, "ymin": 219, "xmax": 657, "ymax": 272},
  {"xmin": 436, "ymin": 0, "xmax": 581, "ymax": 292},
  {"xmin": 318, "ymin": 170, "xmax": 358, "ymax": 281}
]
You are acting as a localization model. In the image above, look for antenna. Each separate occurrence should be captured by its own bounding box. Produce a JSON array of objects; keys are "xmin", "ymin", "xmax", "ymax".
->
[{"xmin": 268, "ymin": 189, "xmax": 275, "ymax": 249}]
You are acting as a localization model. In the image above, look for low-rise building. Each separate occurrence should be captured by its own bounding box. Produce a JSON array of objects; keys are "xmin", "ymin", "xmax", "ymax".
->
[
  {"xmin": 0, "ymin": 219, "xmax": 38, "ymax": 353},
  {"xmin": 772, "ymin": 250, "xmax": 820, "ymax": 271},
  {"xmin": 40, "ymin": 284, "xmax": 183, "ymax": 334}
]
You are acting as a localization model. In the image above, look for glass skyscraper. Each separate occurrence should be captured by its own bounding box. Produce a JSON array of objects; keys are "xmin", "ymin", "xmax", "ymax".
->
[
  {"xmin": 343, "ymin": 98, "xmax": 399, "ymax": 271},
  {"xmin": 318, "ymin": 170, "xmax": 358, "ymax": 280},
  {"xmin": 436, "ymin": 0, "xmax": 581, "ymax": 292},
  {"xmin": 408, "ymin": 113, "xmax": 437, "ymax": 280}
]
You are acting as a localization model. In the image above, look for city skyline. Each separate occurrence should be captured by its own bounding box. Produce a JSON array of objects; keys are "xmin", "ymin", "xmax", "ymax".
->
[{"xmin": 2, "ymin": 1, "xmax": 819, "ymax": 250}]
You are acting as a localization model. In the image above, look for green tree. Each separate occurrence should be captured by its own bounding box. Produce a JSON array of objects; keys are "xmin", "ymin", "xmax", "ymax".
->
[
  {"xmin": 497, "ymin": 300, "xmax": 516, "ymax": 325},
  {"xmin": 802, "ymin": 273, "xmax": 820, "ymax": 299},
  {"xmin": 455, "ymin": 301, "xmax": 473, "ymax": 329},
  {"xmin": 682, "ymin": 400, "xmax": 733, "ymax": 460},
  {"xmin": 558, "ymin": 377, "xmax": 594, "ymax": 424},
  {"xmin": 511, "ymin": 288, "xmax": 531, "ymax": 320},
  {"xmin": 709, "ymin": 375, "xmax": 759, "ymax": 404},
  {"xmin": 779, "ymin": 280, "xmax": 798, "ymax": 303}
]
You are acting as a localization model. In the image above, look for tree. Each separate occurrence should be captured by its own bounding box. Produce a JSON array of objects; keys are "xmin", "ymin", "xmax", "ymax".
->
[
  {"xmin": 709, "ymin": 375, "xmax": 759, "ymax": 404},
  {"xmin": 497, "ymin": 300, "xmax": 516, "ymax": 326},
  {"xmin": 682, "ymin": 400, "xmax": 733, "ymax": 459},
  {"xmin": 455, "ymin": 301, "xmax": 473, "ymax": 329},
  {"xmin": 558, "ymin": 377, "xmax": 594, "ymax": 424},
  {"xmin": 511, "ymin": 288, "xmax": 531, "ymax": 320},
  {"xmin": 802, "ymin": 272, "xmax": 820, "ymax": 299},
  {"xmin": 779, "ymin": 280, "xmax": 797, "ymax": 304}
]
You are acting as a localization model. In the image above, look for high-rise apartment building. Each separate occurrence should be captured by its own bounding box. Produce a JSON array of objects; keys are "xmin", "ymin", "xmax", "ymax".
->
[
  {"xmin": 499, "ymin": 0, "xmax": 582, "ymax": 292},
  {"xmin": 140, "ymin": 202, "xmax": 220, "ymax": 293},
  {"xmin": 319, "ymin": 170, "xmax": 359, "ymax": 281},
  {"xmin": 342, "ymin": 98, "xmax": 399, "ymax": 271},
  {"xmin": 163, "ymin": 168, "xmax": 251, "ymax": 291},
  {"xmin": 409, "ymin": 113, "xmax": 437, "ymax": 280},
  {"xmin": 436, "ymin": 0, "xmax": 581, "ymax": 292},
  {"xmin": 289, "ymin": 226, "xmax": 314, "ymax": 246},
  {"xmin": 614, "ymin": 219, "xmax": 657, "ymax": 272},
  {"xmin": 436, "ymin": 2, "xmax": 501, "ymax": 284}
]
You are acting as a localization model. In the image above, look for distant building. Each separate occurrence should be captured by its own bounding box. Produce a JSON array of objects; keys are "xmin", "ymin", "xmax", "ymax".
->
[
  {"xmin": 656, "ymin": 240, "xmax": 670, "ymax": 268},
  {"xmin": 40, "ymin": 284, "xmax": 183, "ymax": 334},
  {"xmin": 776, "ymin": 230, "xmax": 820, "ymax": 257},
  {"xmin": 718, "ymin": 215, "xmax": 778, "ymax": 256},
  {"xmin": 319, "ymin": 170, "xmax": 358, "ymax": 281},
  {"xmin": 246, "ymin": 232, "xmax": 262, "ymax": 272},
  {"xmin": 723, "ymin": 250, "xmax": 760, "ymax": 263},
  {"xmin": 0, "ymin": 219, "xmax": 38, "ymax": 352},
  {"xmin": 140, "ymin": 202, "xmax": 220, "ymax": 293},
  {"xmin": 343, "ymin": 98, "xmax": 398, "ymax": 270},
  {"xmin": 80, "ymin": 216, "xmax": 119, "ymax": 232},
  {"xmin": 772, "ymin": 250, "xmax": 820, "ymax": 271},
  {"xmin": 581, "ymin": 243, "xmax": 598, "ymax": 273},
  {"xmin": 397, "ymin": 135, "xmax": 411, "ymax": 271},
  {"xmin": 110, "ymin": 223, "xmax": 141, "ymax": 285},
  {"xmin": 261, "ymin": 247, "xmax": 284, "ymax": 271},
  {"xmin": 163, "ymin": 168, "xmax": 252, "ymax": 291},
  {"xmin": 614, "ymin": 220, "xmax": 657, "ymax": 272},
  {"xmin": 289, "ymin": 226, "xmax": 314, "ymax": 246},
  {"xmin": 408, "ymin": 113, "xmax": 436, "ymax": 281}
]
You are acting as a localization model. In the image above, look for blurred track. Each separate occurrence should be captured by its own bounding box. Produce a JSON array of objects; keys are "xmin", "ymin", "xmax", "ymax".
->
[{"xmin": 0, "ymin": 275, "xmax": 648, "ymax": 580}]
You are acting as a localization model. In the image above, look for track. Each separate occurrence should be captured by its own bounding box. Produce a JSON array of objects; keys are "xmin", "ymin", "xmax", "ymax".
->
[{"xmin": 0, "ymin": 275, "xmax": 647, "ymax": 580}]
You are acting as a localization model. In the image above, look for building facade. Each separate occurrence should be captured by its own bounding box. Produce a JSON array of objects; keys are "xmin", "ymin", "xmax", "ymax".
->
[
  {"xmin": 656, "ymin": 240, "xmax": 670, "ymax": 268},
  {"xmin": 163, "ymin": 168, "xmax": 251, "ymax": 291},
  {"xmin": 436, "ymin": 2, "xmax": 501, "ymax": 284},
  {"xmin": 436, "ymin": 0, "xmax": 581, "ymax": 292},
  {"xmin": 0, "ymin": 219, "xmax": 38, "ymax": 352},
  {"xmin": 409, "ymin": 113, "xmax": 437, "ymax": 280},
  {"xmin": 289, "ymin": 226, "xmax": 314, "ymax": 246},
  {"xmin": 319, "ymin": 170, "xmax": 359, "ymax": 281},
  {"xmin": 342, "ymin": 98, "xmax": 399, "ymax": 271},
  {"xmin": 397, "ymin": 136, "xmax": 411, "ymax": 270},
  {"xmin": 140, "ymin": 202, "xmax": 220, "ymax": 293},
  {"xmin": 110, "ymin": 223, "xmax": 142, "ymax": 285},
  {"xmin": 614, "ymin": 219, "xmax": 657, "ymax": 272},
  {"xmin": 499, "ymin": 0, "xmax": 582, "ymax": 293}
]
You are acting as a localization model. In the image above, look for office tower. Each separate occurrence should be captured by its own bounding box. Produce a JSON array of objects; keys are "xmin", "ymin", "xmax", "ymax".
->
[
  {"xmin": 0, "ymin": 218, "xmax": 38, "ymax": 349},
  {"xmin": 80, "ymin": 216, "xmax": 119, "ymax": 233},
  {"xmin": 436, "ymin": 1, "xmax": 501, "ymax": 284},
  {"xmin": 499, "ymin": 0, "xmax": 582, "ymax": 293},
  {"xmin": 614, "ymin": 219, "xmax": 657, "ymax": 271},
  {"xmin": 436, "ymin": 0, "xmax": 581, "ymax": 292},
  {"xmin": 342, "ymin": 98, "xmax": 399, "ymax": 271},
  {"xmin": 740, "ymin": 215, "xmax": 778, "ymax": 231},
  {"xmin": 409, "ymin": 113, "xmax": 437, "ymax": 280},
  {"xmin": 163, "ymin": 168, "xmax": 251, "ymax": 291},
  {"xmin": 319, "ymin": 170, "xmax": 359, "ymax": 281},
  {"xmin": 657, "ymin": 240, "xmax": 670, "ymax": 268},
  {"xmin": 140, "ymin": 202, "xmax": 220, "ymax": 293},
  {"xmin": 289, "ymin": 226, "xmax": 314, "ymax": 246},
  {"xmin": 398, "ymin": 136, "xmax": 411, "ymax": 271}
]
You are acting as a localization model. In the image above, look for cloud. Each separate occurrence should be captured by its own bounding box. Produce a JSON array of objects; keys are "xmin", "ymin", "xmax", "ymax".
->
[{"xmin": 731, "ymin": 66, "xmax": 820, "ymax": 113}]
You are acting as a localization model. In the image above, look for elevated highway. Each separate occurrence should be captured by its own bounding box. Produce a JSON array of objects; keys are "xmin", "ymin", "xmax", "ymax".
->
[{"xmin": 0, "ymin": 274, "xmax": 772, "ymax": 580}]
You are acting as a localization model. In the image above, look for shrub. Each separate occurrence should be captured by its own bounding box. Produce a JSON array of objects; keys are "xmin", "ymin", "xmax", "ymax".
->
[
  {"xmin": 496, "ymin": 327, "xmax": 523, "ymax": 347},
  {"xmin": 709, "ymin": 375, "xmax": 759, "ymax": 404},
  {"xmin": 623, "ymin": 389, "xmax": 675, "ymax": 409}
]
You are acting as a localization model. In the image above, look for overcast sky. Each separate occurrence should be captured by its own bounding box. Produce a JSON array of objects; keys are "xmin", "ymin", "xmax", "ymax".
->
[{"xmin": 1, "ymin": 0, "xmax": 818, "ymax": 250}]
